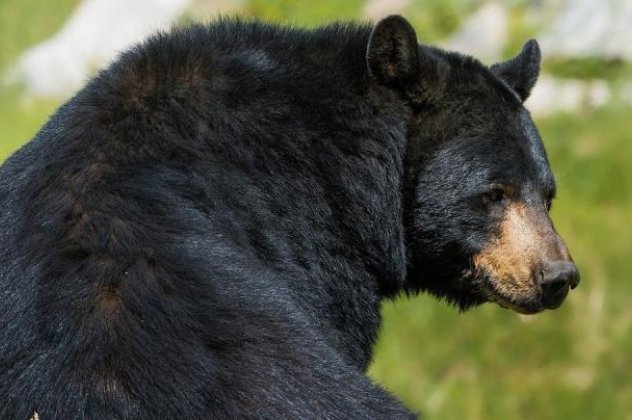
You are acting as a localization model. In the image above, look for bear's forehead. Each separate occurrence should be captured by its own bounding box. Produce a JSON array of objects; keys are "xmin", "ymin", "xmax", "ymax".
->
[
  {"xmin": 438, "ymin": 49, "xmax": 523, "ymax": 106},
  {"xmin": 442, "ymin": 58, "xmax": 552, "ymax": 190},
  {"xmin": 477, "ymin": 111, "xmax": 555, "ymax": 193},
  {"xmin": 432, "ymin": 109, "xmax": 555, "ymax": 194}
]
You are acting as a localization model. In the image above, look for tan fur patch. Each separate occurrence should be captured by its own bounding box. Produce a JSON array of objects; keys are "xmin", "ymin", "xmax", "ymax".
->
[
  {"xmin": 474, "ymin": 202, "xmax": 561, "ymax": 299},
  {"xmin": 98, "ymin": 289, "xmax": 122, "ymax": 316},
  {"xmin": 118, "ymin": 55, "xmax": 207, "ymax": 111}
]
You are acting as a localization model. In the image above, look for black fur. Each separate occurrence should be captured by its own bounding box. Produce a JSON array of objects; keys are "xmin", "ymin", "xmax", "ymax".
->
[
  {"xmin": 490, "ymin": 40, "xmax": 541, "ymax": 101},
  {"xmin": 0, "ymin": 17, "xmax": 553, "ymax": 418},
  {"xmin": 367, "ymin": 15, "xmax": 420, "ymax": 86}
]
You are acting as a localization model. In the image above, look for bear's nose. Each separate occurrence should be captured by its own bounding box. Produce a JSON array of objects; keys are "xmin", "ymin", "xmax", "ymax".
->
[{"xmin": 540, "ymin": 261, "xmax": 580, "ymax": 309}]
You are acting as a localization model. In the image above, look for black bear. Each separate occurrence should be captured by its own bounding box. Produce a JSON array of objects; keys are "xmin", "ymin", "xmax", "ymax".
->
[{"xmin": 0, "ymin": 15, "xmax": 579, "ymax": 419}]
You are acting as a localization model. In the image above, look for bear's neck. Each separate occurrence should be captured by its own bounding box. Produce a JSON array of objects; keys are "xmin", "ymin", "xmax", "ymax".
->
[{"xmin": 209, "ymin": 84, "xmax": 411, "ymax": 369}]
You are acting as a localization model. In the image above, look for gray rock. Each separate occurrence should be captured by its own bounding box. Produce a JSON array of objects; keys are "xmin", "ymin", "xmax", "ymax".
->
[
  {"xmin": 538, "ymin": 0, "xmax": 632, "ymax": 60},
  {"xmin": 443, "ymin": 2, "xmax": 509, "ymax": 63},
  {"xmin": 527, "ymin": 75, "xmax": 611, "ymax": 116},
  {"xmin": 11, "ymin": 0, "xmax": 190, "ymax": 97}
]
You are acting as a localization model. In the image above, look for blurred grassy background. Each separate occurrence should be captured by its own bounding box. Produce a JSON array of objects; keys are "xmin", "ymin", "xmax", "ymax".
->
[{"xmin": 1, "ymin": 0, "xmax": 630, "ymax": 418}]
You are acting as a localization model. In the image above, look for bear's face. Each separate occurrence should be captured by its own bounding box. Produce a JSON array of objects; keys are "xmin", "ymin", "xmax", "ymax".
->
[
  {"xmin": 409, "ymin": 109, "xmax": 579, "ymax": 314},
  {"xmin": 367, "ymin": 16, "xmax": 579, "ymax": 313}
]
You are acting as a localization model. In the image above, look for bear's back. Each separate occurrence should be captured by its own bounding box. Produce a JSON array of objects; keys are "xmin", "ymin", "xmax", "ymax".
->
[{"xmin": 0, "ymin": 20, "xmax": 410, "ymax": 419}]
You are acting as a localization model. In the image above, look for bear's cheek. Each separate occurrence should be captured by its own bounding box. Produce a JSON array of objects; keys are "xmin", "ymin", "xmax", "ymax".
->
[{"xmin": 472, "ymin": 202, "xmax": 553, "ymax": 309}]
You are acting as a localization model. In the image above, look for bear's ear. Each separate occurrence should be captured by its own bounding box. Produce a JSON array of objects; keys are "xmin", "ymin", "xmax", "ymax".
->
[
  {"xmin": 366, "ymin": 15, "xmax": 420, "ymax": 87},
  {"xmin": 490, "ymin": 39, "xmax": 541, "ymax": 101}
]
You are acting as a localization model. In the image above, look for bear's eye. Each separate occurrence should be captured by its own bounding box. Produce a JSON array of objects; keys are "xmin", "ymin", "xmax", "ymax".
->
[{"xmin": 481, "ymin": 187, "xmax": 507, "ymax": 206}]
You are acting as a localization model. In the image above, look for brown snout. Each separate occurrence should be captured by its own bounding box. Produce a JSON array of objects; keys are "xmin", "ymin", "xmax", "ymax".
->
[
  {"xmin": 539, "ymin": 260, "xmax": 580, "ymax": 309},
  {"xmin": 474, "ymin": 202, "xmax": 580, "ymax": 313}
]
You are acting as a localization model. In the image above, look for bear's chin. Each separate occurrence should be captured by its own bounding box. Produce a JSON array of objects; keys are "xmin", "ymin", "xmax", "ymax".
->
[{"xmin": 480, "ymin": 282, "xmax": 546, "ymax": 314}]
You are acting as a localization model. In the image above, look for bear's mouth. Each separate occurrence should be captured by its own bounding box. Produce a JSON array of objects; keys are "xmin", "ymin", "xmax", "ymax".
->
[
  {"xmin": 490, "ymin": 293, "xmax": 544, "ymax": 315},
  {"xmin": 475, "ymin": 271, "xmax": 545, "ymax": 315}
]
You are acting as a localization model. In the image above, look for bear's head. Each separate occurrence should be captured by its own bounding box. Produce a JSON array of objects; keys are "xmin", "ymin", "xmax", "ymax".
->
[{"xmin": 367, "ymin": 16, "xmax": 579, "ymax": 314}]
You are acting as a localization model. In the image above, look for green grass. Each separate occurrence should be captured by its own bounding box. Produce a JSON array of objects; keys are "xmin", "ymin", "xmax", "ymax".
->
[
  {"xmin": 545, "ymin": 58, "xmax": 632, "ymax": 81},
  {"xmin": 1, "ymin": 1, "xmax": 631, "ymax": 419}
]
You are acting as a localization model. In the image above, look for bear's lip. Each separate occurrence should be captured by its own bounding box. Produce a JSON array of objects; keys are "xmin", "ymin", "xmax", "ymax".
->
[
  {"xmin": 478, "ymin": 275, "xmax": 546, "ymax": 314},
  {"xmin": 494, "ymin": 296, "xmax": 544, "ymax": 315},
  {"xmin": 486, "ymin": 280, "xmax": 572, "ymax": 314}
]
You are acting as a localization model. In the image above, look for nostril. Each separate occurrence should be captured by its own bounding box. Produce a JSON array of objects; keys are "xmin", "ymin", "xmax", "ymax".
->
[
  {"xmin": 540, "ymin": 261, "xmax": 579, "ymax": 309},
  {"xmin": 542, "ymin": 278, "xmax": 568, "ymax": 295}
]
